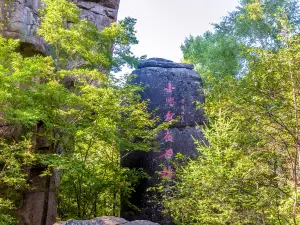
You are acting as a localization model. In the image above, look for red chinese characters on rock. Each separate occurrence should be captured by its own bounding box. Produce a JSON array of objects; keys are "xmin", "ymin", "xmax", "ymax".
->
[
  {"xmin": 160, "ymin": 148, "xmax": 173, "ymax": 159},
  {"xmin": 164, "ymin": 130, "xmax": 173, "ymax": 143},
  {"xmin": 165, "ymin": 111, "xmax": 175, "ymax": 122},
  {"xmin": 160, "ymin": 81, "xmax": 178, "ymax": 179},
  {"xmin": 164, "ymin": 81, "xmax": 176, "ymax": 93},
  {"xmin": 166, "ymin": 97, "xmax": 175, "ymax": 107},
  {"xmin": 162, "ymin": 166, "xmax": 174, "ymax": 179}
]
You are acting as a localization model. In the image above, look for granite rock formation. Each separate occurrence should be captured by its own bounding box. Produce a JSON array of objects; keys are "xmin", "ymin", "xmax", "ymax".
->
[
  {"xmin": 121, "ymin": 58, "xmax": 205, "ymax": 225},
  {"xmin": 0, "ymin": 0, "xmax": 120, "ymax": 224},
  {"xmin": 0, "ymin": 0, "xmax": 120, "ymax": 54},
  {"xmin": 54, "ymin": 216, "xmax": 160, "ymax": 225}
]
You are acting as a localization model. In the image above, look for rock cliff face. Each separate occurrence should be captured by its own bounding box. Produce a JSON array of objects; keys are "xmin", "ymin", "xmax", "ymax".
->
[
  {"xmin": 0, "ymin": 0, "xmax": 120, "ymax": 225},
  {"xmin": 0, "ymin": 0, "xmax": 119, "ymax": 54},
  {"xmin": 121, "ymin": 58, "xmax": 205, "ymax": 225}
]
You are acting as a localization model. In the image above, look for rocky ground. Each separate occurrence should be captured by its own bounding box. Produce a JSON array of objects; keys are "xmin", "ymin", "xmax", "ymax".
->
[{"xmin": 54, "ymin": 216, "xmax": 160, "ymax": 225}]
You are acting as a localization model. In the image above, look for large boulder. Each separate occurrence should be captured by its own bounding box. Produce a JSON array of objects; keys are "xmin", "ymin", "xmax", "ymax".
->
[
  {"xmin": 121, "ymin": 58, "xmax": 205, "ymax": 224},
  {"xmin": 53, "ymin": 216, "xmax": 160, "ymax": 225},
  {"xmin": 132, "ymin": 58, "xmax": 205, "ymax": 127},
  {"xmin": 126, "ymin": 221, "xmax": 160, "ymax": 225}
]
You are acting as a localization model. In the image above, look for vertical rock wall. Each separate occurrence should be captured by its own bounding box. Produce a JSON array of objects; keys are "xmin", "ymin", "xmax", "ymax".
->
[
  {"xmin": 122, "ymin": 58, "xmax": 205, "ymax": 225},
  {"xmin": 0, "ymin": 0, "xmax": 120, "ymax": 54},
  {"xmin": 0, "ymin": 0, "xmax": 120, "ymax": 224}
]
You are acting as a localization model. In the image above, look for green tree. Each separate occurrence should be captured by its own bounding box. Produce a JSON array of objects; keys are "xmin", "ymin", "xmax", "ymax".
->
[
  {"xmin": 0, "ymin": 0, "xmax": 159, "ymax": 222},
  {"xmin": 166, "ymin": 0, "xmax": 300, "ymax": 224},
  {"xmin": 181, "ymin": 0, "xmax": 300, "ymax": 79},
  {"xmin": 181, "ymin": 32, "xmax": 240, "ymax": 77},
  {"xmin": 215, "ymin": 0, "xmax": 300, "ymax": 49},
  {"xmin": 235, "ymin": 33, "xmax": 300, "ymax": 223},
  {"xmin": 163, "ymin": 114, "xmax": 292, "ymax": 224}
]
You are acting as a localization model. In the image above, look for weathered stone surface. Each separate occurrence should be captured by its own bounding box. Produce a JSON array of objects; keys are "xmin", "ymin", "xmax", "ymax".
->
[
  {"xmin": 0, "ymin": 0, "xmax": 47, "ymax": 53},
  {"xmin": 123, "ymin": 126, "xmax": 204, "ymax": 179},
  {"xmin": 74, "ymin": 0, "xmax": 119, "ymax": 30},
  {"xmin": 121, "ymin": 127, "xmax": 204, "ymax": 224},
  {"xmin": 63, "ymin": 216, "xmax": 127, "ymax": 225},
  {"xmin": 122, "ymin": 58, "xmax": 206, "ymax": 225},
  {"xmin": 0, "ymin": 120, "xmax": 22, "ymax": 140},
  {"xmin": 0, "ymin": 0, "xmax": 120, "ymax": 54},
  {"xmin": 126, "ymin": 221, "xmax": 160, "ymax": 225},
  {"xmin": 138, "ymin": 58, "xmax": 194, "ymax": 70},
  {"xmin": 156, "ymin": 126, "xmax": 204, "ymax": 158},
  {"xmin": 53, "ymin": 216, "xmax": 159, "ymax": 225},
  {"xmin": 18, "ymin": 170, "xmax": 57, "ymax": 225},
  {"xmin": 132, "ymin": 58, "xmax": 205, "ymax": 127}
]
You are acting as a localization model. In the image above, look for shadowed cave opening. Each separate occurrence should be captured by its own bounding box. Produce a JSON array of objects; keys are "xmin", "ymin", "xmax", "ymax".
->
[
  {"xmin": 17, "ymin": 42, "xmax": 45, "ymax": 57},
  {"xmin": 121, "ymin": 150, "xmax": 149, "ymax": 220}
]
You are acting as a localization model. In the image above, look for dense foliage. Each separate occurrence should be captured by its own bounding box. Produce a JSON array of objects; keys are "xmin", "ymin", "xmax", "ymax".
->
[
  {"xmin": 3, "ymin": 0, "xmax": 300, "ymax": 224},
  {"xmin": 0, "ymin": 0, "xmax": 159, "ymax": 223},
  {"xmin": 162, "ymin": 0, "xmax": 300, "ymax": 224}
]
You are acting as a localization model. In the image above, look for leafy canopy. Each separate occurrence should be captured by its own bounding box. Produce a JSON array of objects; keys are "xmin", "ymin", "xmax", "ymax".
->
[{"xmin": 0, "ymin": 0, "xmax": 159, "ymax": 222}]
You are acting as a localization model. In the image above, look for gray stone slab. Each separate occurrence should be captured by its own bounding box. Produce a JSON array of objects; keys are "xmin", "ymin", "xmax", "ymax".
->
[
  {"xmin": 126, "ymin": 221, "xmax": 160, "ymax": 225},
  {"xmin": 138, "ymin": 58, "xmax": 194, "ymax": 70}
]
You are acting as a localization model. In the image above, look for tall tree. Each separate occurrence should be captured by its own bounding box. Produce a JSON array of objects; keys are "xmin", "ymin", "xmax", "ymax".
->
[
  {"xmin": 164, "ymin": 0, "xmax": 300, "ymax": 224},
  {"xmin": 0, "ymin": 0, "xmax": 159, "ymax": 223},
  {"xmin": 163, "ymin": 113, "xmax": 292, "ymax": 224}
]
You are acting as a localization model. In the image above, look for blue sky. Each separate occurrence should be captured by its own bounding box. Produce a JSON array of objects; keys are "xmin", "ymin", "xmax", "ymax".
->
[{"xmin": 118, "ymin": 0, "xmax": 239, "ymax": 63}]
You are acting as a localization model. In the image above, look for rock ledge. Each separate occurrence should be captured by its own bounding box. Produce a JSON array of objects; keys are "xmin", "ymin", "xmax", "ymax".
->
[
  {"xmin": 54, "ymin": 216, "xmax": 160, "ymax": 225},
  {"xmin": 138, "ymin": 58, "xmax": 194, "ymax": 70}
]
